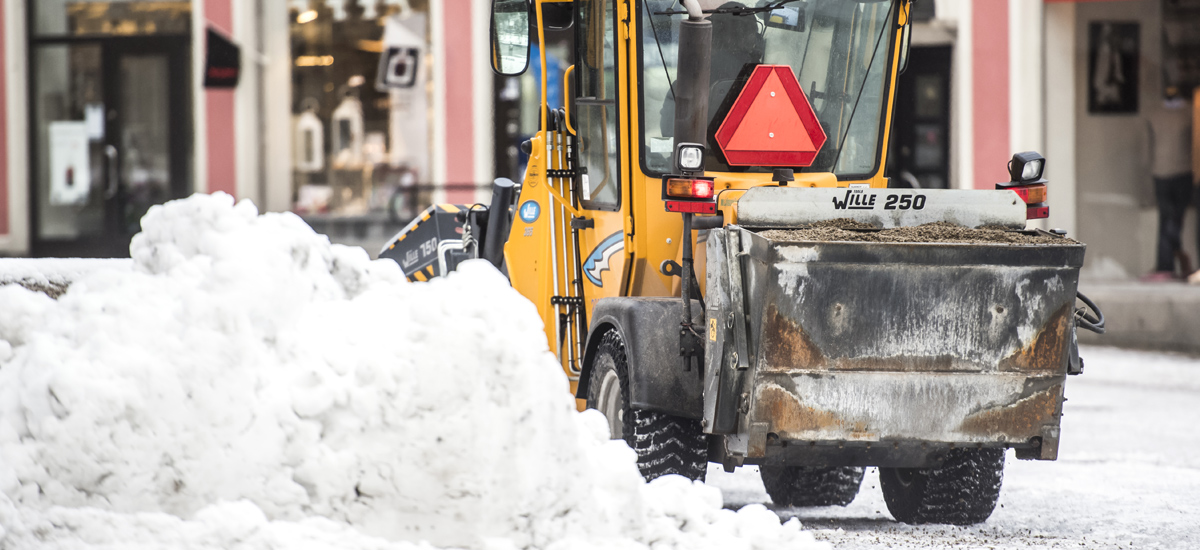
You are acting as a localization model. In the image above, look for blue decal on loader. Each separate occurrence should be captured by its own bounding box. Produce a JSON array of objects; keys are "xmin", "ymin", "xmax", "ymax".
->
[
  {"xmin": 584, "ymin": 232, "xmax": 624, "ymax": 287},
  {"xmin": 519, "ymin": 201, "xmax": 541, "ymax": 223}
]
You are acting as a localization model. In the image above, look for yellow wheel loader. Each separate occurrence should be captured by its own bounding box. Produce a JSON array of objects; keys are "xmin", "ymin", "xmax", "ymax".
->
[{"xmin": 381, "ymin": 0, "xmax": 1106, "ymax": 525}]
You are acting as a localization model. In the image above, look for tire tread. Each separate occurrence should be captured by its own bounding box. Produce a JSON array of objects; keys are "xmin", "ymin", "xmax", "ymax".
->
[
  {"xmin": 879, "ymin": 448, "xmax": 1005, "ymax": 525},
  {"xmin": 588, "ymin": 330, "xmax": 707, "ymax": 482},
  {"xmin": 761, "ymin": 466, "xmax": 864, "ymax": 507}
]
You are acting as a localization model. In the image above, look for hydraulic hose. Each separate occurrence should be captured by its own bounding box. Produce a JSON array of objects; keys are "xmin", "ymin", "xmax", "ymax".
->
[{"xmin": 1075, "ymin": 291, "xmax": 1106, "ymax": 334}]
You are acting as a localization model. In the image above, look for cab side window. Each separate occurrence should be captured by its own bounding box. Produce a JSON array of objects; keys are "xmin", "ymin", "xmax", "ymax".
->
[{"xmin": 574, "ymin": 0, "xmax": 620, "ymax": 210}]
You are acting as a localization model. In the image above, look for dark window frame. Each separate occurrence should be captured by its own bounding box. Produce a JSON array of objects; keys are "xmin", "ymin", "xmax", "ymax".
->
[
  {"xmin": 573, "ymin": 0, "xmax": 623, "ymax": 212},
  {"xmin": 633, "ymin": 0, "xmax": 901, "ymax": 182}
]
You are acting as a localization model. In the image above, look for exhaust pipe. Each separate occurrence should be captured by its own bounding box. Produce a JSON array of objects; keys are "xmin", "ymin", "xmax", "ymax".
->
[
  {"xmin": 671, "ymin": 0, "xmax": 712, "ymax": 164},
  {"xmin": 482, "ymin": 177, "xmax": 517, "ymax": 269}
]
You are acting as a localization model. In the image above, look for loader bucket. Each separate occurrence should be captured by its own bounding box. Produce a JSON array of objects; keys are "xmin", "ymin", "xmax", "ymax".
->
[{"xmin": 703, "ymin": 225, "xmax": 1085, "ymax": 468}]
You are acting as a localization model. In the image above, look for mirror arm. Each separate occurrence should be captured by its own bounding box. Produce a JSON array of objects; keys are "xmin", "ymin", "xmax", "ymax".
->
[{"xmin": 563, "ymin": 64, "xmax": 577, "ymax": 135}]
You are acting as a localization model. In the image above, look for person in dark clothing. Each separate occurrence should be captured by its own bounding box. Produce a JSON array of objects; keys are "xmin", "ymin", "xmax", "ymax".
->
[
  {"xmin": 1153, "ymin": 173, "xmax": 1194, "ymax": 275},
  {"xmin": 657, "ymin": 2, "xmax": 766, "ymax": 139},
  {"xmin": 1143, "ymin": 89, "xmax": 1193, "ymax": 281}
]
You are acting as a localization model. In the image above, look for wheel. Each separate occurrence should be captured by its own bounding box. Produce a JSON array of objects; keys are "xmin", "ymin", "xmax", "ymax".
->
[
  {"xmin": 586, "ymin": 330, "xmax": 708, "ymax": 482},
  {"xmin": 760, "ymin": 466, "xmax": 864, "ymax": 507},
  {"xmin": 878, "ymin": 448, "xmax": 1006, "ymax": 525}
]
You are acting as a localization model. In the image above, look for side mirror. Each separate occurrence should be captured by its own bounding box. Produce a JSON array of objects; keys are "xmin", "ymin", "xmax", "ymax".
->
[{"xmin": 491, "ymin": 0, "xmax": 531, "ymax": 76}]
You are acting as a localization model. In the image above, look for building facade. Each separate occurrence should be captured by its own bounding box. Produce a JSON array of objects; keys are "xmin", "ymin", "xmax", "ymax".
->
[
  {"xmin": 1, "ymin": 0, "xmax": 1197, "ymax": 277},
  {"xmin": 900, "ymin": 0, "xmax": 1199, "ymax": 280},
  {"xmin": 0, "ymin": 0, "xmax": 497, "ymax": 257}
]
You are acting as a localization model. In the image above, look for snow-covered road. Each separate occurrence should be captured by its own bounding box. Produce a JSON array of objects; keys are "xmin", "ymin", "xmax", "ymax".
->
[{"xmin": 707, "ymin": 345, "xmax": 1200, "ymax": 549}]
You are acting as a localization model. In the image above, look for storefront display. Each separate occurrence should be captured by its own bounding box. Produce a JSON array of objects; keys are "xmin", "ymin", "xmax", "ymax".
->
[
  {"xmin": 289, "ymin": 0, "xmax": 432, "ymax": 219},
  {"xmin": 48, "ymin": 121, "xmax": 91, "ymax": 206},
  {"xmin": 28, "ymin": 1, "xmax": 192, "ymax": 256}
]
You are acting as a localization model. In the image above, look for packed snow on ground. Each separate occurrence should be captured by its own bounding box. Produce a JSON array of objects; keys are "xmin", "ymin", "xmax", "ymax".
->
[
  {"xmin": 709, "ymin": 346, "xmax": 1200, "ymax": 549},
  {"xmin": 0, "ymin": 193, "xmax": 826, "ymax": 550}
]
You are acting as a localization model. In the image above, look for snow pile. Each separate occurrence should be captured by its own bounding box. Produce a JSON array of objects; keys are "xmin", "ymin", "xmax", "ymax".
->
[{"xmin": 0, "ymin": 193, "xmax": 826, "ymax": 550}]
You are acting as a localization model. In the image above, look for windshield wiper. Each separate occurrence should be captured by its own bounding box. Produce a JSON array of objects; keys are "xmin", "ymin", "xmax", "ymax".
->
[
  {"xmin": 828, "ymin": 0, "xmax": 895, "ymax": 171},
  {"xmin": 654, "ymin": 0, "xmax": 802, "ymax": 17}
]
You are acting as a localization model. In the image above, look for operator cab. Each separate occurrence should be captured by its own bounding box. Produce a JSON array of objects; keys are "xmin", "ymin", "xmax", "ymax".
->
[
  {"xmin": 491, "ymin": 0, "xmax": 907, "ymax": 185},
  {"xmin": 641, "ymin": 0, "xmax": 897, "ymax": 179}
]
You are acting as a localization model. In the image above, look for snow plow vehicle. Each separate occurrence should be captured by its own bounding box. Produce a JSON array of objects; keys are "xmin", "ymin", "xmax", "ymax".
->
[{"xmin": 381, "ymin": 0, "xmax": 1105, "ymax": 525}]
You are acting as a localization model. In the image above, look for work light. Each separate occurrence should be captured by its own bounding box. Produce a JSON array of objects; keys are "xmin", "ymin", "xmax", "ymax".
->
[
  {"xmin": 675, "ymin": 143, "xmax": 705, "ymax": 173},
  {"xmin": 997, "ymin": 151, "xmax": 1049, "ymax": 219},
  {"xmin": 1008, "ymin": 151, "xmax": 1046, "ymax": 184}
]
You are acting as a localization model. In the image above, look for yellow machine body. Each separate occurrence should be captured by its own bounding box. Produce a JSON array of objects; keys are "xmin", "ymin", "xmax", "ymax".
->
[{"xmin": 501, "ymin": 0, "xmax": 911, "ymax": 409}]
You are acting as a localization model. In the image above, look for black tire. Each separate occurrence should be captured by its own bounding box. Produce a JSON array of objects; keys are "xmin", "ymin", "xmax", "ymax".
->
[
  {"xmin": 879, "ymin": 448, "xmax": 1006, "ymax": 525},
  {"xmin": 760, "ymin": 466, "xmax": 864, "ymax": 507},
  {"xmin": 585, "ymin": 330, "xmax": 708, "ymax": 482}
]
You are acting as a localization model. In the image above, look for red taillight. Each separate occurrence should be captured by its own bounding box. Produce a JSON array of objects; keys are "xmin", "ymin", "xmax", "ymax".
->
[
  {"xmin": 665, "ymin": 200, "xmax": 717, "ymax": 214},
  {"xmin": 662, "ymin": 176, "xmax": 716, "ymax": 214},
  {"xmin": 665, "ymin": 178, "xmax": 715, "ymax": 200},
  {"xmin": 998, "ymin": 183, "xmax": 1048, "ymax": 220}
]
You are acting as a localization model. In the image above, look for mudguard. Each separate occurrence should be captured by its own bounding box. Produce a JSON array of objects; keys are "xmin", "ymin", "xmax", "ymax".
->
[{"xmin": 576, "ymin": 297, "xmax": 704, "ymax": 419}]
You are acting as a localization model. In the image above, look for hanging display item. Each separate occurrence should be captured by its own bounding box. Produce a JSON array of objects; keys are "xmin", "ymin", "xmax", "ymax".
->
[
  {"xmin": 376, "ymin": 19, "xmax": 422, "ymax": 90},
  {"xmin": 331, "ymin": 94, "xmax": 364, "ymax": 168},
  {"xmin": 294, "ymin": 100, "xmax": 325, "ymax": 173},
  {"xmin": 48, "ymin": 121, "xmax": 92, "ymax": 206},
  {"xmin": 381, "ymin": 14, "xmax": 429, "ymax": 173}
]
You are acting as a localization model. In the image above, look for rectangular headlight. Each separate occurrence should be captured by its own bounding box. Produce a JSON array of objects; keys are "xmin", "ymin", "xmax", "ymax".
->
[
  {"xmin": 675, "ymin": 142, "xmax": 705, "ymax": 173},
  {"xmin": 1021, "ymin": 159, "xmax": 1043, "ymax": 182},
  {"xmin": 1008, "ymin": 151, "xmax": 1046, "ymax": 183}
]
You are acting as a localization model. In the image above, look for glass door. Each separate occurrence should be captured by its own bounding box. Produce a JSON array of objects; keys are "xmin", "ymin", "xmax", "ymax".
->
[
  {"xmin": 888, "ymin": 46, "xmax": 951, "ymax": 190},
  {"xmin": 31, "ymin": 35, "xmax": 191, "ymax": 257}
]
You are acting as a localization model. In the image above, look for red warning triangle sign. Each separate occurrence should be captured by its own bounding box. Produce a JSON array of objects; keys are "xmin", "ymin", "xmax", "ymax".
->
[
  {"xmin": 715, "ymin": 65, "xmax": 827, "ymax": 167},
  {"xmin": 725, "ymin": 71, "xmax": 816, "ymax": 152}
]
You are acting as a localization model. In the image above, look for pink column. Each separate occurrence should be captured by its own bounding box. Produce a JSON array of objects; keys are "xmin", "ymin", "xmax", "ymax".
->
[
  {"xmin": 443, "ymin": 0, "xmax": 476, "ymax": 203},
  {"xmin": 972, "ymin": 0, "xmax": 1010, "ymax": 189},
  {"xmin": 205, "ymin": 0, "xmax": 238, "ymax": 197}
]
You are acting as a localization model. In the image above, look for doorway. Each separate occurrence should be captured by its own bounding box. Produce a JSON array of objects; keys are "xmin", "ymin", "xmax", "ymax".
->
[
  {"xmin": 889, "ymin": 46, "xmax": 951, "ymax": 190},
  {"xmin": 30, "ymin": 35, "xmax": 191, "ymax": 257}
]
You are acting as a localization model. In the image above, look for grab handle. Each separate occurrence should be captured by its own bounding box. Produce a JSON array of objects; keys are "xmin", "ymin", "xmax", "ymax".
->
[
  {"xmin": 104, "ymin": 145, "xmax": 119, "ymax": 199},
  {"xmin": 562, "ymin": 64, "xmax": 576, "ymax": 135}
]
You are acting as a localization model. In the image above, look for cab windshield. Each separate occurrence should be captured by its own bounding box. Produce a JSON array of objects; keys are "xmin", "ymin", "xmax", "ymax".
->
[{"xmin": 640, "ymin": 0, "xmax": 896, "ymax": 177}]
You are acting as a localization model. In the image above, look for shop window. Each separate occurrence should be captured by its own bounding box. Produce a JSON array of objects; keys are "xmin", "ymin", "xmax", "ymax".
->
[
  {"xmin": 29, "ymin": 1, "xmax": 193, "ymax": 257},
  {"xmin": 289, "ymin": 0, "xmax": 433, "ymax": 224},
  {"xmin": 1162, "ymin": 0, "xmax": 1200, "ymax": 99},
  {"xmin": 34, "ymin": 0, "xmax": 191, "ymax": 37}
]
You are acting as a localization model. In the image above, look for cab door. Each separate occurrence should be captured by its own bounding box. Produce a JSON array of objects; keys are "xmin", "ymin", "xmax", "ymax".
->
[{"xmin": 572, "ymin": 0, "xmax": 628, "ymax": 303}]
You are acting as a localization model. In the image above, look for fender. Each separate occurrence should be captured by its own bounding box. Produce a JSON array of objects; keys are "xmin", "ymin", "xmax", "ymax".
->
[{"xmin": 576, "ymin": 297, "xmax": 704, "ymax": 419}]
